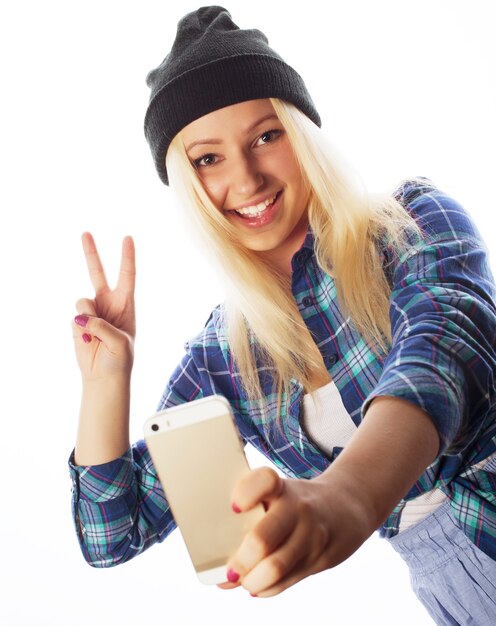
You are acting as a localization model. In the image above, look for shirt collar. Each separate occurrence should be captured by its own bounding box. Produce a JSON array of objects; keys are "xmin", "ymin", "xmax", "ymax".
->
[
  {"xmin": 301, "ymin": 226, "xmax": 315, "ymax": 250},
  {"xmin": 290, "ymin": 226, "xmax": 315, "ymax": 271}
]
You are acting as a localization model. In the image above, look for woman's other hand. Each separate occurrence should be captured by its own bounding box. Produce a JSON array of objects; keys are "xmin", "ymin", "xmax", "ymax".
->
[
  {"xmin": 72, "ymin": 232, "xmax": 136, "ymax": 382},
  {"xmin": 72, "ymin": 232, "xmax": 136, "ymax": 465}
]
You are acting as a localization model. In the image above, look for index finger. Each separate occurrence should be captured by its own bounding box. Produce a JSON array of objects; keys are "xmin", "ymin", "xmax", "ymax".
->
[
  {"xmin": 116, "ymin": 235, "xmax": 136, "ymax": 295},
  {"xmin": 81, "ymin": 232, "xmax": 108, "ymax": 294}
]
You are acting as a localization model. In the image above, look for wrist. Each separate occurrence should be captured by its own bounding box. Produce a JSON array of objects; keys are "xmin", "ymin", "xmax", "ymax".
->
[
  {"xmin": 76, "ymin": 375, "xmax": 131, "ymax": 466},
  {"xmin": 314, "ymin": 467, "xmax": 381, "ymax": 536},
  {"xmin": 81, "ymin": 372, "xmax": 131, "ymax": 394}
]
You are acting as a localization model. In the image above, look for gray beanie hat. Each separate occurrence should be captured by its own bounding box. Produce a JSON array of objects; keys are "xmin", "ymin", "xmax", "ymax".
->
[{"xmin": 144, "ymin": 5, "xmax": 321, "ymax": 185}]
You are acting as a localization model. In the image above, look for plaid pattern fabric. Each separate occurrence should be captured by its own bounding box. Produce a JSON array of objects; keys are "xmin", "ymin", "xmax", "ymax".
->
[{"xmin": 69, "ymin": 178, "xmax": 496, "ymax": 566}]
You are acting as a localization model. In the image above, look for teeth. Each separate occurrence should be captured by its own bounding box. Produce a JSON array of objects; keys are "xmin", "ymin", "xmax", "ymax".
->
[{"xmin": 235, "ymin": 193, "xmax": 277, "ymax": 216}]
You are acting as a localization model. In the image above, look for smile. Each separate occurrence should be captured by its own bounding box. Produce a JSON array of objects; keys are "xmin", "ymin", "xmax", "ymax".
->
[
  {"xmin": 227, "ymin": 190, "xmax": 283, "ymax": 228},
  {"xmin": 232, "ymin": 192, "xmax": 280, "ymax": 217},
  {"xmin": 228, "ymin": 190, "xmax": 282, "ymax": 217}
]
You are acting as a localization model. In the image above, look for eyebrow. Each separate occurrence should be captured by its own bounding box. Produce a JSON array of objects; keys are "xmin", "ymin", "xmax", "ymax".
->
[{"xmin": 185, "ymin": 113, "xmax": 280, "ymax": 152}]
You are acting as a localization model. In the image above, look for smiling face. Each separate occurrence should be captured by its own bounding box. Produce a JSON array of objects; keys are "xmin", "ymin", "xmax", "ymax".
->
[{"xmin": 180, "ymin": 99, "xmax": 310, "ymax": 273}]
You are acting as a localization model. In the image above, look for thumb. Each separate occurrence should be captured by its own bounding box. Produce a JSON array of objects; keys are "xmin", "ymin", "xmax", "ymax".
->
[
  {"xmin": 75, "ymin": 297, "xmax": 97, "ymax": 317},
  {"xmin": 231, "ymin": 467, "xmax": 283, "ymax": 514},
  {"xmin": 72, "ymin": 313, "xmax": 130, "ymax": 355}
]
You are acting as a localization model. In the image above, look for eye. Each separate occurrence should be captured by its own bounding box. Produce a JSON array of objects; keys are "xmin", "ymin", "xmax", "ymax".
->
[
  {"xmin": 255, "ymin": 129, "xmax": 283, "ymax": 146},
  {"xmin": 193, "ymin": 153, "xmax": 218, "ymax": 168}
]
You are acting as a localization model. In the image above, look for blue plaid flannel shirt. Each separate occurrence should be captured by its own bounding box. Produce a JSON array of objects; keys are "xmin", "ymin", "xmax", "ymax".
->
[{"xmin": 69, "ymin": 178, "xmax": 496, "ymax": 567}]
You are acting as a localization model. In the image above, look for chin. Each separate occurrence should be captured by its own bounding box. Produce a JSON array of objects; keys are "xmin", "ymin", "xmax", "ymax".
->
[{"xmin": 243, "ymin": 235, "xmax": 282, "ymax": 254}]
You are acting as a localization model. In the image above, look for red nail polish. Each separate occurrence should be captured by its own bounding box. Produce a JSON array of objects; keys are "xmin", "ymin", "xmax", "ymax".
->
[
  {"xmin": 82, "ymin": 333, "xmax": 92, "ymax": 344},
  {"xmin": 231, "ymin": 502, "xmax": 241, "ymax": 513},
  {"xmin": 226, "ymin": 568, "xmax": 239, "ymax": 583},
  {"xmin": 75, "ymin": 315, "xmax": 89, "ymax": 327},
  {"xmin": 250, "ymin": 593, "xmax": 258, "ymax": 598}
]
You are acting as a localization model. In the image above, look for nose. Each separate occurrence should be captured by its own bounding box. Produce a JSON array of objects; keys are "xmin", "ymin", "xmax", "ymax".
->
[{"xmin": 230, "ymin": 153, "xmax": 264, "ymax": 198}]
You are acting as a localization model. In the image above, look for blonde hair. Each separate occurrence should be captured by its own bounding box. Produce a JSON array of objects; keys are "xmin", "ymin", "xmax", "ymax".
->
[{"xmin": 166, "ymin": 98, "xmax": 422, "ymax": 408}]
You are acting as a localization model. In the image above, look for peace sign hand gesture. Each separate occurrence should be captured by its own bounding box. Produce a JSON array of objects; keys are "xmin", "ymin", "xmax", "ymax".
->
[{"xmin": 72, "ymin": 232, "xmax": 136, "ymax": 383}]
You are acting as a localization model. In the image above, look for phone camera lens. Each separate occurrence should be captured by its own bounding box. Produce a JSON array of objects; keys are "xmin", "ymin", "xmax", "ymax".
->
[{"xmin": 151, "ymin": 424, "xmax": 159, "ymax": 431}]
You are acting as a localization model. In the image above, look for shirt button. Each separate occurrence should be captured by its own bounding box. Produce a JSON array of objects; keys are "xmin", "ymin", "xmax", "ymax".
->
[
  {"xmin": 302, "ymin": 296, "xmax": 313, "ymax": 307},
  {"xmin": 325, "ymin": 353, "xmax": 338, "ymax": 367}
]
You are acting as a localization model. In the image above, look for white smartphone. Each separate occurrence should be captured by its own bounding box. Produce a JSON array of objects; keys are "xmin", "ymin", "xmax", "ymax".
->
[{"xmin": 143, "ymin": 395, "xmax": 265, "ymax": 585}]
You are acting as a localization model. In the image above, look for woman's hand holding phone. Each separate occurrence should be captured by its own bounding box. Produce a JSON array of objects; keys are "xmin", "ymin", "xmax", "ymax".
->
[
  {"xmin": 222, "ymin": 467, "xmax": 372, "ymax": 597},
  {"xmin": 224, "ymin": 396, "xmax": 439, "ymax": 597},
  {"xmin": 72, "ymin": 232, "xmax": 136, "ymax": 466}
]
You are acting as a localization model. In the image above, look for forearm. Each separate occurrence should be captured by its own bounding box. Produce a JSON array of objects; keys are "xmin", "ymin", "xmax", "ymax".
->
[
  {"xmin": 74, "ymin": 376, "xmax": 131, "ymax": 466},
  {"xmin": 315, "ymin": 395, "xmax": 440, "ymax": 533}
]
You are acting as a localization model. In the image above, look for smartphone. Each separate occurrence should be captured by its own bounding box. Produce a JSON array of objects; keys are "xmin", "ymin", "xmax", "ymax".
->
[{"xmin": 143, "ymin": 395, "xmax": 264, "ymax": 585}]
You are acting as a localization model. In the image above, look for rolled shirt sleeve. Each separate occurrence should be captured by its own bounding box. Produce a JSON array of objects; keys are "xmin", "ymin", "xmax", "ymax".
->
[
  {"xmin": 68, "ymin": 443, "xmax": 174, "ymax": 567},
  {"xmin": 362, "ymin": 184, "xmax": 496, "ymax": 455}
]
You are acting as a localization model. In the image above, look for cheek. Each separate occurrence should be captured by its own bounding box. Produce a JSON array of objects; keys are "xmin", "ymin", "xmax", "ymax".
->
[
  {"xmin": 279, "ymin": 155, "xmax": 308, "ymax": 214},
  {"xmin": 198, "ymin": 176, "xmax": 226, "ymax": 211},
  {"xmin": 278, "ymin": 152, "xmax": 303, "ymax": 189}
]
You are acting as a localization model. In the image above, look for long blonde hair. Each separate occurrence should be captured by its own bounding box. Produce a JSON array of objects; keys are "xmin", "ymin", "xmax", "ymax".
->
[{"xmin": 166, "ymin": 98, "xmax": 422, "ymax": 405}]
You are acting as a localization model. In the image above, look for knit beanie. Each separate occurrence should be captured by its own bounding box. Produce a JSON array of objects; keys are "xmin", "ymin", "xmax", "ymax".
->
[{"xmin": 144, "ymin": 5, "xmax": 321, "ymax": 185}]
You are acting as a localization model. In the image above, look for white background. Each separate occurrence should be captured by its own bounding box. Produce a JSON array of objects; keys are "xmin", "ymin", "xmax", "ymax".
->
[{"xmin": 1, "ymin": 1, "xmax": 495, "ymax": 624}]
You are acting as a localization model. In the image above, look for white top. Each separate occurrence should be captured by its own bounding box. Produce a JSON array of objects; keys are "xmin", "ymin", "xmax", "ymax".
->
[
  {"xmin": 302, "ymin": 381, "xmax": 447, "ymax": 532},
  {"xmin": 302, "ymin": 380, "xmax": 357, "ymax": 456}
]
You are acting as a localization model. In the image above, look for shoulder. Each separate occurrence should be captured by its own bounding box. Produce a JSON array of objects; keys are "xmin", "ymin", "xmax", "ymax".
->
[
  {"xmin": 393, "ymin": 176, "xmax": 485, "ymax": 246},
  {"xmin": 392, "ymin": 176, "xmax": 438, "ymax": 206}
]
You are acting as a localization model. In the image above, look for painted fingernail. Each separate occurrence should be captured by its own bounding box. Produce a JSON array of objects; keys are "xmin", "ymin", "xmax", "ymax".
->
[
  {"xmin": 250, "ymin": 593, "xmax": 258, "ymax": 598},
  {"xmin": 74, "ymin": 315, "xmax": 89, "ymax": 327},
  {"xmin": 231, "ymin": 502, "xmax": 241, "ymax": 514},
  {"xmin": 82, "ymin": 333, "xmax": 92, "ymax": 344},
  {"xmin": 226, "ymin": 568, "xmax": 239, "ymax": 583}
]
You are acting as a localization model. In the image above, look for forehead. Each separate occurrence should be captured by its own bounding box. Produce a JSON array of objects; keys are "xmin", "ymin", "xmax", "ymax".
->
[{"xmin": 180, "ymin": 99, "xmax": 278, "ymax": 148}]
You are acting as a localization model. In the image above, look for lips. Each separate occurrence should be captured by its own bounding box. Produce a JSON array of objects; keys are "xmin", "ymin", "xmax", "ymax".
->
[
  {"xmin": 233, "ymin": 192, "xmax": 279, "ymax": 217},
  {"xmin": 227, "ymin": 191, "xmax": 282, "ymax": 228}
]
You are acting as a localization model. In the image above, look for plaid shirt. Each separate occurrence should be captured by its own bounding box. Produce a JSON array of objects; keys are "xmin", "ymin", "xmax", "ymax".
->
[{"xmin": 69, "ymin": 178, "xmax": 496, "ymax": 567}]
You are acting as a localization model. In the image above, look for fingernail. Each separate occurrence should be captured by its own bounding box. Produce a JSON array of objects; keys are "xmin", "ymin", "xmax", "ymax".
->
[
  {"xmin": 250, "ymin": 593, "xmax": 258, "ymax": 598},
  {"xmin": 74, "ymin": 315, "xmax": 89, "ymax": 327},
  {"xmin": 82, "ymin": 333, "xmax": 92, "ymax": 344},
  {"xmin": 231, "ymin": 502, "xmax": 241, "ymax": 514},
  {"xmin": 226, "ymin": 568, "xmax": 239, "ymax": 583}
]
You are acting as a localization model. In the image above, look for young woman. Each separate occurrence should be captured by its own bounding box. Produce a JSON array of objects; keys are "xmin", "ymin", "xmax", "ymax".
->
[{"xmin": 69, "ymin": 6, "xmax": 496, "ymax": 623}]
